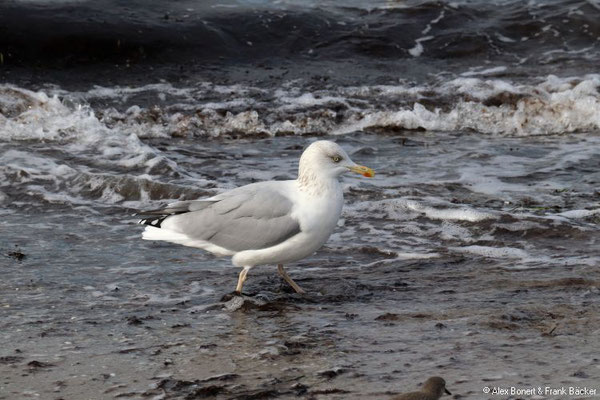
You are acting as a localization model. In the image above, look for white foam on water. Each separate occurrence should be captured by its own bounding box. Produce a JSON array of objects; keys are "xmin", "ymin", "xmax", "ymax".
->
[
  {"xmin": 408, "ymin": 35, "xmax": 434, "ymax": 57},
  {"xmin": 2, "ymin": 79, "xmax": 599, "ymax": 229},
  {"xmin": 460, "ymin": 66, "xmax": 508, "ymax": 77},
  {"xmin": 407, "ymin": 201, "xmax": 498, "ymax": 222},
  {"xmin": 496, "ymin": 33, "xmax": 516, "ymax": 43},
  {"xmin": 5, "ymin": 73, "xmax": 598, "ymax": 139},
  {"xmin": 0, "ymin": 149, "xmax": 78, "ymax": 183},
  {"xmin": 449, "ymin": 244, "xmax": 599, "ymax": 268},
  {"xmin": 340, "ymin": 84, "xmax": 423, "ymax": 98},
  {"xmin": 0, "ymin": 85, "xmax": 192, "ymax": 207},
  {"xmin": 277, "ymin": 92, "xmax": 351, "ymax": 108},
  {"xmin": 451, "ymin": 245, "xmax": 530, "ymax": 259},
  {"xmin": 439, "ymin": 221, "xmax": 475, "ymax": 242},
  {"xmin": 333, "ymin": 74, "xmax": 600, "ymax": 136},
  {"xmin": 61, "ymin": 82, "xmax": 196, "ymax": 102},
  {"xmin": 0, "ymin": 145, "xmax": 187, "ymax": 207},
  {"xmin": 349, "ymin": 198, "xmax": 497, "ymax": 223},
  {"xmin": 0, "ymin": 85, "xmax": 175, "ymax": 151},
  {"xmin": 395, "ymin": 252, "xmax": 441, "ymax": 260},
  {"xmin": 0, "ymin": 87, "xmax": 98, "ymax": 142},
  {"xmin": 200, "ymin": 99, "xmax": 257, "ymax": 110},
  {"xmin": 555, "ymin": 209, "xmax": 600, "ymax": 219},
  {"xmin": 491, "ymin": 221, "xmax": 548, "ymax": 232}
]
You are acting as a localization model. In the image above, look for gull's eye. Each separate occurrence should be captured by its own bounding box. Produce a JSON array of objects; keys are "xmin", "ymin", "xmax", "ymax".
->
[{"xmin": 332, "ymin": 156, "xmax": 342, "ymax": 163}]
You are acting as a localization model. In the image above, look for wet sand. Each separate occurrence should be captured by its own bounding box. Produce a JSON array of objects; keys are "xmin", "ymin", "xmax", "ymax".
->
[{"xmin": 2, "ymin": 223, "xmax": 599, "ymax": 399}]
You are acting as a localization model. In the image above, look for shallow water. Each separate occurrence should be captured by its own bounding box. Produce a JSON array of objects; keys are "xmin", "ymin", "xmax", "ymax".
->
[{"xmin": 2, "ymin": 0, "xmax": 600, "ymax": 398}]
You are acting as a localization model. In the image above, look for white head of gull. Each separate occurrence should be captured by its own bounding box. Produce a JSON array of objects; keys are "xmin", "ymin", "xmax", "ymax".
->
[{"xmin": 138, "ymin": 140, "xmax": 374, "ymax": 294}]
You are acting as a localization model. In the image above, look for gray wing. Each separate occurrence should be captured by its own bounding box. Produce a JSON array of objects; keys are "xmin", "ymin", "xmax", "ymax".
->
[
  {"xmin": 144, "ymin": 183, "xmax": 301, "ymax": 252},
  {"xmin": 136, "ymin": 199, "xmax": 216, "ymax": 216}
]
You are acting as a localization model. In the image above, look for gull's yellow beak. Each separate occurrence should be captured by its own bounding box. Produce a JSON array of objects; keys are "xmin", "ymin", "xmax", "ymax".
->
[{"xmin": 347, "ymin": 165, "xmax": 375, "ymax": 178}]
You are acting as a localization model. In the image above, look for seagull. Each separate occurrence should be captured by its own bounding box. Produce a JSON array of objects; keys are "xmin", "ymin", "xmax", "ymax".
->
[
  {"xmin": 137, "ymin": 140, "xmax": 374, "ymax": 294},
  {"xmin": 392, "ymin": 377, "xmax": 452, "ymax": 400}
]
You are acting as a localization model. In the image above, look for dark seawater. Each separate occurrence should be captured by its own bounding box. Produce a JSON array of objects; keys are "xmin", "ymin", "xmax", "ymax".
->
[
  {"xmin": 1, "ymin": 1, "xmax": 600, "ymax": 399},
  {"xmin": 2, "ymin": 0, "xmax": 600, "ymax": 86}
]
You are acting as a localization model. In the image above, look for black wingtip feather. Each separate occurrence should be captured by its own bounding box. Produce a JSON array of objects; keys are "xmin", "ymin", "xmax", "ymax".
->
[{"xmin": 138, "ymin": 216, "xmax": 168, "ymax": 228}]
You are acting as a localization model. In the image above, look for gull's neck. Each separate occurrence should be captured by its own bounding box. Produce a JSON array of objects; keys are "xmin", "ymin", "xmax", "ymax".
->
[{"xmin": 297, "ymin": 166, "xmax": 340, "ymax": 196}]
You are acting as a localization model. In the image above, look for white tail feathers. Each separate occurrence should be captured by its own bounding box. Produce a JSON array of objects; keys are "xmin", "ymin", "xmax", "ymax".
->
[
  {"xmin": 142, "ymin": 226, "xmax": 191, "ymax": 243},
  {"xmin": 140, "ymin": 226, "xmax": 235, "ymax": 256}
]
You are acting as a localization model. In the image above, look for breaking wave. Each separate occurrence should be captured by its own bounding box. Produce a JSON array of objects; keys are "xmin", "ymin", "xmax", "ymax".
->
[{"xmin": 2, "ymin": 74, "xmax": 599, "ymax": 143}]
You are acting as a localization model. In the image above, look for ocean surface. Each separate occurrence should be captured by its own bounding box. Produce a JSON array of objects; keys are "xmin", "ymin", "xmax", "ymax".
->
[{"xmin": 1, "ymin": 0, "xmax": 600, "ymax": 399}]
